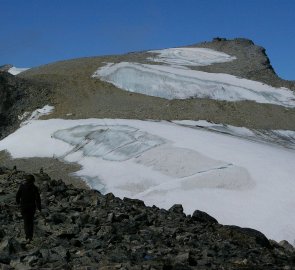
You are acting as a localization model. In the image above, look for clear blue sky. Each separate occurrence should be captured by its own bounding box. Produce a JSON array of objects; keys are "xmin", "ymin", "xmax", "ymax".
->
[{"xmin": 0, "ymin": 0, "xmax": 294, "ymax": 80}]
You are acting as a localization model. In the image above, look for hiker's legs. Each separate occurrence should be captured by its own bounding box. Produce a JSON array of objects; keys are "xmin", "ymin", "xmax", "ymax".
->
[{"xmin": 22, "ymin": 208, "xmax": 35, "ymax": 240}]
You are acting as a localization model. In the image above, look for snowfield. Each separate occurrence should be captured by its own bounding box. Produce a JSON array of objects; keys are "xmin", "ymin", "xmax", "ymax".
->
[
  {"xmin": 1, "ymin": 118, "xmax": 295, "ymax": 244},
  {"xmin": 93, "ymin": 63, "xmax": 295, "ymax": 107},
  {"xmin": 8, "ymin": 66, "xmax": 30, "ymax": 75},
  {"xmin": 148, "ymin": 47, "xmax": 236, "ymax": 66}
]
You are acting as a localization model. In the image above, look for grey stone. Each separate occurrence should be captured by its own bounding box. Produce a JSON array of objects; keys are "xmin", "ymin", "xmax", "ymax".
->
[
  {"xmin": 169, "ymin": 204, "xmax": 184, "ymax": 214},
  {"xmin": 0, "ymin": 238, "xmax": 22, "ymax": 255},
  {"xmin": 1, "ymin": 166, "xmax": 295, "ymax": 269},
  {"xmin": 279, "ymin": 240, "xmax": 295, "ymax": 252},
  {"xmin": 191, "ymin": 210, "xmax": 218, "ymax": 224}
]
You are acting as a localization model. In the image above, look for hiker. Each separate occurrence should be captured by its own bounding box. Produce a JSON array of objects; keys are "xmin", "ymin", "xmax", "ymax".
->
[{"xmin": 16, "ymin": 174, "xmax": 41, "ymax": 242}]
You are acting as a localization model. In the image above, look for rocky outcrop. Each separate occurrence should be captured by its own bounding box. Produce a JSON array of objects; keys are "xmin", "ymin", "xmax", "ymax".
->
[
  {"xmin": 0, "ymin": 72, "xmax": 50, "ymax": 139},
  {"xmin": 0, "ymin": 65, "xmax": 13, "ymax": 73},
  {"xmin": 0, "ymin": 166, "xmax": 295, "ymax": 269}
]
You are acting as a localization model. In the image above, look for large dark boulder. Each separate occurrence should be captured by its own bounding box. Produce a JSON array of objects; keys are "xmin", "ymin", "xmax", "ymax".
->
[
  {"xmin": 223, "ymin": 225, "xmax": 271, "ymax": 248},
  {"xmin": 191, "ymin": 210, "xmax": 218, "ymax": 224}
]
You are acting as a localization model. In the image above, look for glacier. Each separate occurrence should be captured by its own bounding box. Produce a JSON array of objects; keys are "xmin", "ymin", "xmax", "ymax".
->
[
  {"xmin": 1, "ymin": 118, "xmax": 295, "ymax": 244},
  {"xmin": 93, "ymin": 62, "xmax": 295, "ymax": 107},
  {"xmin": 93, "ymin": 46, "xmax": 295, "ymax": 107}
]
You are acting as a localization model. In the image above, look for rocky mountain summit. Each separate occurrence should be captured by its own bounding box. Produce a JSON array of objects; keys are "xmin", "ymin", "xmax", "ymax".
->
[
  {"xmin": 193, "ymin": 38, "xmax": 295, "ymax": 90},
  {"xmin": 0, "ymin": 65, "xmax": 13, "ymax": 73},
  {"xmin": 0, "ymin": 166, "xmax": 295, "ymax": 269}
]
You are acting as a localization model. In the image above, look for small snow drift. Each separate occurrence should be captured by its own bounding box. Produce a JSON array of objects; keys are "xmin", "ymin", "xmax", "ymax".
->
[
  {"xmin": 8, "ymin": 66, "xmax": 30, "ymax": 75},
  {"xmin": 148, "ymin": 47, "xmax": 236, "ymax": 66},
  {"xmin": 20, "ymin": 105, "xmax": 55, "ymax": 126},
  {"xmin": 0, "ymin": 118, "xmax": 295, "ymax": 244},
  {"xmin": 93, "ymin": 62, "xmax": 295, "ymax": 107}
]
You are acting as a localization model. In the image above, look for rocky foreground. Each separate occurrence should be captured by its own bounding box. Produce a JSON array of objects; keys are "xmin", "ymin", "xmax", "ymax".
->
[{"xmin": 0, "ymin": 167, "xmax": 295, "ymax": 270}]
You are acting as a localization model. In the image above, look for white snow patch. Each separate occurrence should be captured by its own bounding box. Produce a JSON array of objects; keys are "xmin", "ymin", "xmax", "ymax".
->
[
  {"xmin": 8, "ymin": 67, "xmax": 30, "ymax": 75},
  {"xmin": 0, "ymin": 119, "xmax": 295, "ymax": 244},
  {"xmin": 18, "ymin": 112, "xmax": 30, "ymax": 121},
  {"xmin": 93, "ymin": 62, "xmax": 295, "ymax": 107},
  {"xmin": 148, "ymin": 47, "xmax": 236, "ymax": 66},
  {"xmin": 21, "ymin": 105, "xmax": 54, "ymax": 126}
]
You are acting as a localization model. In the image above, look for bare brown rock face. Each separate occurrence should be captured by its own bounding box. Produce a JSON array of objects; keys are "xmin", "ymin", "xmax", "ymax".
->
[{"xmin": 0, "ymin": 166, "xmax": 295, "ymax": 269}]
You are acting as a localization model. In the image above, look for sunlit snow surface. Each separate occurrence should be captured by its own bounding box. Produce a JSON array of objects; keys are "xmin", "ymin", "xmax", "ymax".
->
[
  {"xmin": 148, "ymin": 47, "xmax": 236, "ymax": 66},
  {"xmin": 93, "ymin": 47, "xmax": 295, "ymax": 107},
  {"xmin": 8, "ymin": 67, "xmax": 30, "ymax": 75},
  {"xmin": 93, "ymin": 62, "xmax": 295, "ymax": 107},
  {"xmin": 1, "ymin": 118, "xmax": 295, "ymax": 244},
  {"xmin": 20, "ymin": 105, "xmax": 55, "ymax": 126}
]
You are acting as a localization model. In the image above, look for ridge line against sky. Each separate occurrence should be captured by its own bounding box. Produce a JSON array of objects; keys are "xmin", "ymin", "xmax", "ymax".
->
[{"xmin": 0, "ymin": 0, "xmax": 294, "ymax": 80}]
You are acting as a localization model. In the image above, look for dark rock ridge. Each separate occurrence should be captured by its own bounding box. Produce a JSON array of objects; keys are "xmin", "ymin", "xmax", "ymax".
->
[
  {"xmin": 192, "ymin": 37, "xmax": 295, "ymax": 90},
  {"xmin": 1, "ymin": 166, "xmax": 295, "ymax": 269},
  {"xmin": 0, "ymin": 65, "xmax": 13, "ymax": 72},
  {"xmin": 0, "ymin": 72, "xmax": 50, "ymax": 139}
]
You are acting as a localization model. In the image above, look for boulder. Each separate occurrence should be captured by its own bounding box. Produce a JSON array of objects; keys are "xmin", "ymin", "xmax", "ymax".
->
[
  {"xmin": 169, "ymin": 204, "xmax": 184, "ymax": 214},
  {"xmin": 279, "ymin": 240, "xmax": 295, "ymax": 252},
  {"xmin": 191, "ymin": 210, "xmax": 218, "ymax": 224}
]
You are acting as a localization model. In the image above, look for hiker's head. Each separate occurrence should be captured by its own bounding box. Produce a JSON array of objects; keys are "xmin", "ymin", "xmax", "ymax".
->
[{"xmin": 25, "ymin": 174, "xmax": 35, "ymax": 184}]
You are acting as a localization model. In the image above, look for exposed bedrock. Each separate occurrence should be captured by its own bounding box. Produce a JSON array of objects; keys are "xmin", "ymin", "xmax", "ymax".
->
[
  {"xmin": 0, "ymin": 72, "xmax": 50, "ymax": 139},
  {"xmin": 193, "ymin": 38, "xmax": 295, "ymax": 90}
]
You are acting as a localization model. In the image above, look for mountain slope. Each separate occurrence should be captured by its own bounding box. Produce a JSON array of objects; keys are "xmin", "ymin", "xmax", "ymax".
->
[
  {"xmin": 1, "ymin": 38, "xmax": 295, "ymax": 246},
  {"xmin": 17, "ymin": 38, "xmax": 295, "ymax": 130}
]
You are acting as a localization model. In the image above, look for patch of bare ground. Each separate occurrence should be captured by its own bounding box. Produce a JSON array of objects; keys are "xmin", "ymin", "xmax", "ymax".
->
[{"xmin": 0, "ymin": 151, "xmax": 88, "ymax": 189}]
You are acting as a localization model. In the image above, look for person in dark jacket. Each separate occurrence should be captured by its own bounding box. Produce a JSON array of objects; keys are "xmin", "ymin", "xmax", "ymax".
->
[{"xmin": 16, "ymin": 174, "xmax": 41, "ymax": 242}]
